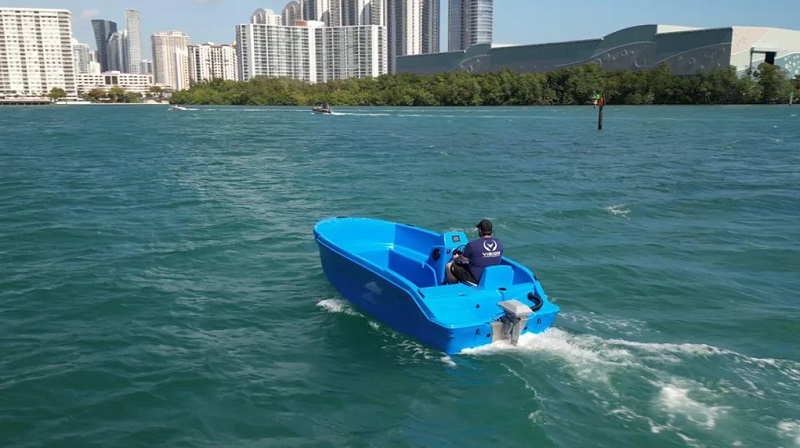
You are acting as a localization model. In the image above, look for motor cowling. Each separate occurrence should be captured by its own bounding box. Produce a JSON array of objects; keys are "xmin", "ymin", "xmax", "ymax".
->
[{"xmin": 490, "ymin": 299, "xmax": 534, "ymax": 346}]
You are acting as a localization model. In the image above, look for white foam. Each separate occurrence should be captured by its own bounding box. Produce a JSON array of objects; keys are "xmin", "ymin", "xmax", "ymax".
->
[
  {"xmin": 604, "ymin": 204, "xmax": 631, "ymax": 218},
  {"xmin": 393, "ymin": 339, "xmax": 459, "ymax": 366},
  {"xmin": 461, "ymin": 328, "xmax": 637, "ymax": 383},
  {"xmin": 528, "ymin": 410, "xmax": 546, "ymax": 424},
  {"xmin": 462, "ymin": 326, "xmax": 800, "ymax": 388},
  {"xmin": 657, "ymin": 383, "xmax": 730, "ymax": 429},
  {"xmin": 777, "ymin": 420, "xmax": 800, "ymax": 446},
  {"xmin": 316, "ymin": 298, "xmax": 359, "ymax": 316},
  {"xmin": 440, "ymin": 355, "xmax": 457, "ymax": 367}
]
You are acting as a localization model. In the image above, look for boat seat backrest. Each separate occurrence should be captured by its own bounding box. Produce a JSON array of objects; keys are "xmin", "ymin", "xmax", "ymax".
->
[
  {"xmin": 477, "ymin": 265, "xmax": 514, "ymax": 289},
  {"xmin": 388, "ymin": 249, "xmax": 438, "ymax": 288}
]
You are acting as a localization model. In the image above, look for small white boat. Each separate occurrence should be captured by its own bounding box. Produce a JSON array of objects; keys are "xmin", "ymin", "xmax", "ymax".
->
[
  {"xmin": 312, "ymin": 102, "xmax": 333, "ymax": 114},
  {"xmin": 169, "ymin": 105, "xmax": 189, "ymax": 111}
]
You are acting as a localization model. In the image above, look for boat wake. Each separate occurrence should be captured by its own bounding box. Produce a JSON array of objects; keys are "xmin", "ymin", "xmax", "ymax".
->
[
  {"xmin": 318, "ymin": 294, "xmax": 799, "ymax": 444},
  {"xmin": 327, "ymin": 112, "xmax": 391, "ymax": 117},
  {"xmin": 464, "ymin": 321, "xmax": 800, "ymax": 446}
]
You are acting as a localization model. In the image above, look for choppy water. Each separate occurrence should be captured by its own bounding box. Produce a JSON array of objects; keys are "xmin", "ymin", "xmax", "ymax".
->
[{"xmin": 1, "ymin": 104, "xmax": 798, "ymax": 448}]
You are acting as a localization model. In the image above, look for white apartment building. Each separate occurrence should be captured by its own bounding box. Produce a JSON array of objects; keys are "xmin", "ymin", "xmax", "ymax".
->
[
  {"xmin": 151, "ymin": 31, "xmax": 190, "ymax": 90},
  {"xmin": 75, "ymin": 71, "xmax": 153, "ymax": 95},
  {"xmin": 88, "ymin": 61, "xmax": 102, "ymax": 74},
  {"xmin": 237, "ymin": 18, "xmax": 320, "ymax": 83},
  {"xmin": 296, "ymin": 0, "xmax": 386, "ymax": 27},
  {"xmin": 251, "ymin": 8, "xmax": 283, "ymax": 26},
  {"xmin": 0, "ymin": 8, "xmax": 76, "ymax": 97},
  {"xmin": 282, "ymin": 1, "xmax": 302, "ymax": 26},
  {"xmin": 344, "ymin": 0, "xmax": 386, "ymax": 27},
  {"xmin": 316, "ymin": 25, "xmax": 387, "ymax": 82},
  {"xmin": 386, "ymin": 0, "xmax": 438, "ymax": 72},
  {"xmin": 188, "ymin": 43, "xmax": 238, "ymax": 83},
  {"xmin": 73, "ymin": 38, "xmax": 92, "ymax": 74},
  {"xmin": 237, "ymin": 8, "xmax": 387, "ymax": 84}
]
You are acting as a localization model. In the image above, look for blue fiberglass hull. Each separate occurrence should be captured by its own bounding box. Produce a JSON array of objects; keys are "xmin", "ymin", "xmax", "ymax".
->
[{"xmin": 313, "ymin": 217, "xmax": 560, "ymax": 354}]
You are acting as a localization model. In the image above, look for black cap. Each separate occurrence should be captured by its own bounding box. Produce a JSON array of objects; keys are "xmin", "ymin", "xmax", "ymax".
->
[{"xmin": 476, "ymin": 219, "xmax": 493, "ymax": 233}]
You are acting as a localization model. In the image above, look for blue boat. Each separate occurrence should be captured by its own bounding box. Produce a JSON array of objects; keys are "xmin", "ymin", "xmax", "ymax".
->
[{"xmin": 313, "ymin": 217, "xmax": 560, "ymax": 354}]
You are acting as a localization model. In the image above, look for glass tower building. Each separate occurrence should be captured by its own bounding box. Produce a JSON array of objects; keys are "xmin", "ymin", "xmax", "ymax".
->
[
  {"xmin": 448, "ymin": 0, "xmax": 492, "ymax": 51},
  {"xmin": 91, "ymin": 19, "xmax": 117, "ymax": 72}
]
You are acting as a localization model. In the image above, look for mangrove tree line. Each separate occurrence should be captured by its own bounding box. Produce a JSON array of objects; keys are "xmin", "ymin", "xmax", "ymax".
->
[{"xmin": 170, "ymin": 62, "xmax": 800, "ymax": 107}]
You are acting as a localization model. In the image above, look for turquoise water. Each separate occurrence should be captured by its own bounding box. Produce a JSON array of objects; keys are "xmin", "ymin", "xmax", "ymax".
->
[{"xmin": 1, "ymin": 105, "xmax": 798, "ymax": 447}]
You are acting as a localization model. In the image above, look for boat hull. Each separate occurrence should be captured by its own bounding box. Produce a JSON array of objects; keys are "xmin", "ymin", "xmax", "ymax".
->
[{"xmin": 314, "ymin": 217, "xmax": 559, "ymax": 354}]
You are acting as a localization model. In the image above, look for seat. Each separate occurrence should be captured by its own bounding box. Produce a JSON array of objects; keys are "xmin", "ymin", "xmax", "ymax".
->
[{"xmin": 477, "ymin": 265, "xmax": 514, "ymax": 289}]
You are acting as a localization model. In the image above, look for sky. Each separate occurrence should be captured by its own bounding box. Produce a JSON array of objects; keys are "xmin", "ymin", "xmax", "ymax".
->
[{"xmin": 8, "ymin": 0, "xmax": 800, "ymax": 59}]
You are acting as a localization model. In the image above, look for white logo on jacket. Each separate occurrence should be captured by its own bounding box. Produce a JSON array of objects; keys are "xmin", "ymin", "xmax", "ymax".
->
[{"xmin": 482, "ymin": 240, "xmax": 500, "ymax": 257}]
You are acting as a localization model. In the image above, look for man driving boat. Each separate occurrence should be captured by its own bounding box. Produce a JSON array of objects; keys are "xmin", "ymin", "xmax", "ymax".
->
[{"xmin": 446, "ymin": 219, "xmax": 504, "ymax": 284}]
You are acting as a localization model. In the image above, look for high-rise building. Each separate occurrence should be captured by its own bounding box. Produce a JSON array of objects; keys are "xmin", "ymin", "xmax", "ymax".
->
[
  {"xmin": 0, "ymin": 8, "xmax": 76, "ymax": 97},
  {"xmin": 316, "ymin": 25, "xmax": 387, "ymax": 82},
  {"xmin": 72, "ymin": 38, "xmax": 92, "ymax": 74},
  {"xmin": 108, "ymin": 30, "xmax": 128, "ymax": 72},
  {"xmin": 151, "ymin": 31, "xmax": 190, "ymax": 90},
  {"xmin": 422, "ymin": 0, "xmax": 439, "ymax": 54},
  {"xmin": 448, "ymin": 0, "xmax": 493, "ymax": 51},
  {"xmin": 91, "ymin": 19, "xmax": 118, "ymax": 72},
  {"xmin": 342, "ymin": 0, "xmax": 386, "ymax": 27},
  {"xmin": 188, "ymin": 43, "xmax": 238, "ymax": 83},
  {"xmin": 386, "ymin": 0, "xmax": 438, "ymax": 72},
  {"xmin": 125, "ymin": 9, "xmax": 143, "ymax": 74},
  {"xmin": 251, "ymin": 8, "xmax": 283, "ymax": 26},
  {"xmin": 236, "ymin": 8, "xmax": 387, "ymax": 83},
  {"xmin": 88, "ymin": 50, "xmax": 101, "ymax": 74},
  {"xmin": 282, "ymin": 1, "xmax": 302, "ymax": 26},
  {"xmin": 140, "ymin": 59, "xmax": 154, "ymax": 74},
  {"xmin": 293, "ymin": 0, "xmax": 387, "ymax": 27},
  {"xmin": 300, "ymin": 0, "xmax": 329, "ymax": 22},
  {"xmin": 237, "ymin": 10, "xmax": 320, "ymax": 83},
  {"xmin": 369, "ymin": 0, "xmax": 386, "ymax": 27}
]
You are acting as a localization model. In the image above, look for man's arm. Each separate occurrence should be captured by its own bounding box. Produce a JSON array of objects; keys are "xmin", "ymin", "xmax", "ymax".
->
[{"xmin": 459, "ymin": 242, "xmax": 473, "ymax": 263}]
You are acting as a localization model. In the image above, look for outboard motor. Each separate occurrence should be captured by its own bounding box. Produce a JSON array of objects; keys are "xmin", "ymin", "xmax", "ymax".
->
[{"xmin": 491, "ymin": 300, "xmax": 534, "ymax": 346}]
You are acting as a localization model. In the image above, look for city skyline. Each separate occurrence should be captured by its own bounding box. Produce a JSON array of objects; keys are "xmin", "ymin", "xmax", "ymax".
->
[{"xmin": 17, "ymin": 0, "xmax": 800, "ymax": 59}]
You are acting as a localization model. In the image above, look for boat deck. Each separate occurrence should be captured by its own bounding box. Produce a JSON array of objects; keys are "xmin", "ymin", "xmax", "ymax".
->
[{"xmin": 351, "ymin": 244, "xmax": 530, "ymax": 328}]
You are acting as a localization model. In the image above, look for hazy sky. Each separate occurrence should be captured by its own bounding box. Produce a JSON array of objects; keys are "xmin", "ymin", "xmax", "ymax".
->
[{"xmin": 12, "ymin": 0, "xmax": 800, "ymax": 58}]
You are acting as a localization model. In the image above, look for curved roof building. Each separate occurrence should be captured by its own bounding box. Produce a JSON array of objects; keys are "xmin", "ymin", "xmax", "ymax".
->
[{"xmin": 397, "ymin": 25, "xmax": 800, "ymax": 77}]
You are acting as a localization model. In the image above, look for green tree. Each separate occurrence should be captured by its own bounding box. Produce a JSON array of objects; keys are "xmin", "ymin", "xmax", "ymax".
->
[
  {"xmin": 107, "ymin": 86, "xmax": 126, "ymax": 103},
  {"xmin": 754, "ymin": 62, "xmax": 791, "ymax": 103},
  {"xmin": 47, "ymin": 87, "xmax": 67, "ymax": 102},
  {"xmin": 160, "ymin": 64, "xmax": 798, "ymax": 107},
  {"xmin": 149, "ymin": 86, "xmax": 164, "ymax": 102},
  {"xmin": 82, "ymin": 88, "xmax": 107, "ymax": 103},
  {"xmin": 123, "ymin": 92, "xmax": 141, "ymax": 103}
]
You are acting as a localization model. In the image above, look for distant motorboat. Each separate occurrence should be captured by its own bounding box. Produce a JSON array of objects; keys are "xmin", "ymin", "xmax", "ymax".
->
[
  {"xmin": 312, "ymin": 102, "xmax": 332, "ymax": 114},
  {"xmin": 169, "ymin": 105, "xmax": 189, "ymax": 111}
]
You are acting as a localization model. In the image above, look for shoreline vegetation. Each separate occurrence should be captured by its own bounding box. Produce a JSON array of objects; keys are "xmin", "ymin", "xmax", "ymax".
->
[
  {"xmin": 32, "ymin": 62, "xmax": 797, "ymax": 106},
  {"xmin": 168, "ymin": 63, "xmax": 799, "ymax": 107}
]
